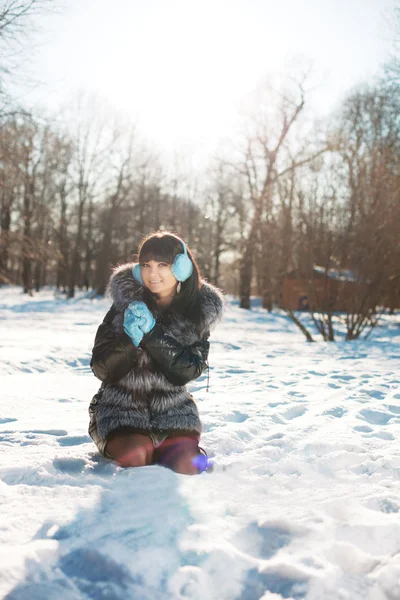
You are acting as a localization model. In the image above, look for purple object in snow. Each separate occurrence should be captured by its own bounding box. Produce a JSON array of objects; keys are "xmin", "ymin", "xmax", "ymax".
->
[{"xmin": 192, "ymin": 453, "xmax": 211, "ymax": 472}]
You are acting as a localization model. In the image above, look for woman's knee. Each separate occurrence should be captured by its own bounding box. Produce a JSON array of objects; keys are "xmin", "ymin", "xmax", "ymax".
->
[
  {"xmin": 156, "ymin": 436, "xmax": 203, "ymax": 475},
  {"xmin": 172, "ymin": 453, "xmax": 200, "ymax": 475},
  {"xmin": 105, "ymin": 432, "xmax": 153, "ymax": 468},
  {"xmin": 117, "ymin": 445, "xmax": 148, "ymax": 468}
]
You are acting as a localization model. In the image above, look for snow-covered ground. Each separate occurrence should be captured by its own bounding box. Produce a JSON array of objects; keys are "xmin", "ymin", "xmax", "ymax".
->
[{"xmin": 0, "ymin": 287, "xmax": 399, "ymax": 600}]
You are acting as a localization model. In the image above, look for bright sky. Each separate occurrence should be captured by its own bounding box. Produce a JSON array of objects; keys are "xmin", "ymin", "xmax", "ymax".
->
[{"xmin": 20, "ymin": 0, "xmax": 395, "ymax": 168}]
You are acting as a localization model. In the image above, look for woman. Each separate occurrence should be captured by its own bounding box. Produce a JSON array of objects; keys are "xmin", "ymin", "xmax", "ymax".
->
[{"xmin": 89, "ymin": 231, "xmax": 224, "ymax": 475}]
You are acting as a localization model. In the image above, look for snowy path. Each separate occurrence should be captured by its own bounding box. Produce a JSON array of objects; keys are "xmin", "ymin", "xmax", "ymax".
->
[{"xmin": 0, "ymin": 288, "xmax": 399, "ymax": 600}]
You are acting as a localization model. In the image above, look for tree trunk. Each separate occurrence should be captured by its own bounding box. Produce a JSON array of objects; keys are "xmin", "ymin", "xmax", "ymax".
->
[
  {"xmin": 94, "ymin": 208, "xmax": 114, "ymax": 296},
  {"xmin": 212, "ymin": 198, "xmax": 225, "ymax": 286},
  {"xmin": 286, "ymin": 309, "xmax": 315, "ymax": 342},
  {"xmin": 0, "ymin": 198, "xmax": 11, "ymax": 283},
  {"xmin": 56, "ymin": 188, "xmax": 68, "ymax": 290},
  {"xmin": 240, "ymin": 205, "xmax": 262, "ymax": 309},
  {"xmin": 153, "ymin": 187, "xmax": 161, "ymax": 231},
  {"xmin": 239, "ymin": 239, "xmax": 253, "ymax": 309},
  {"xmin": 68, "ymin": 191, "xmax": 85, "ymax": 299},
  {"xmin": 83, "ymin": 196, "xmax": 94, "ymax": 290},
  {"xmin": 260, "ymin": 225, "xmax": 274, "ymax": 311},
  {"xmin": 22, "ymin": 179, "xmax": 34, "ymax": 295}
]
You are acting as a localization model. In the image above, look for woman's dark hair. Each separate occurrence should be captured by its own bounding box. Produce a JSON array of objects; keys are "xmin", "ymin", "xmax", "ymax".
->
[{"xmin": 136, "ymin": 231, "xmax": 202, "ymax": 320}]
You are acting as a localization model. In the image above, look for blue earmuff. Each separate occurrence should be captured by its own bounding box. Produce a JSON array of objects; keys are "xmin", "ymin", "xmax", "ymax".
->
[
  {"xmin": 132, "ymin": 241, "xmax": 193, "ymax": 285},
  {"xmin": 132, "ymin": 263, "xmax": 144, "ymax": 285},
  {"xmin": 171, "ymin": 242, "xmax": 193, "ymax": 281}
]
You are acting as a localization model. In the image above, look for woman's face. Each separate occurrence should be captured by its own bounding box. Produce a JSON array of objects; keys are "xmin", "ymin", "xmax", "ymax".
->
[{"xmin": 140, "ymin": 259, "xmax": 178, "ymax": 297}]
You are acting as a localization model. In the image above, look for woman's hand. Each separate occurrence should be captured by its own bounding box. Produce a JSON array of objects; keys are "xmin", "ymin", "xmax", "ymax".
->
[{"xmin": 123, "ymin": 301, "xmax": 156, "ymax": 347}]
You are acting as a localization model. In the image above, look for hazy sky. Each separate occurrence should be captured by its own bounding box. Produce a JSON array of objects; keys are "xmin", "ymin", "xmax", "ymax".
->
[{"xmin": 19, "ymin": 0, "xmax": 396, "ymax": 168}]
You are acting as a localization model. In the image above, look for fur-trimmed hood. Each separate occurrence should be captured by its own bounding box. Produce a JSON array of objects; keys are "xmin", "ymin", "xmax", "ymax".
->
[{"xmin": 107, "ymin": 262, "xmax": 225, "ymax": 340}]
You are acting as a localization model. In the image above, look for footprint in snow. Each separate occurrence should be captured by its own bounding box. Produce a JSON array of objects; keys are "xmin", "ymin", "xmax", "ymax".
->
[
  {"xmin": 59, "ymin": 547, "xmax": 134, "ymax": 585},
  {"xmin": 238, "ymin": 568, "xmax": 307, "ymax": 600},
  {"xmin": 224, "ymin": 411, "xmax": 248, "ymax": 423},
  {"xmin": 57, "ymin": 435, "xmax": 91, "ymax": 447},
  {"xmin": 266, "ymin": 432, "xmax": 285, "ymax": 441},
  {"xmin": 234, "ymin": 522, "xmax": 292, "ymax": 560},
  {"xmin": 357, "ymin": 409, "xmax": 393, "ymax": 426},
  {"xmin": 367, "ymin": 498, "xmax": 400, "ymax": 514},
  {"xmin": 53, "ymin": 457, "xmax": 87, "ymax": 474},
  {"xmin": 360, "ymin": 388, "xmax": 387, "ymax": 400},
  {"xmin": 353, "ymin": 425, "xmax": 373, "ymax": 433},
  {"xmin": 272, "ymin": 415, "xmax": 286, "ymax": 424},
  {"xmin": 282, "ymin": 405, "xmax": 307, "ymax": 420},
  {"xmin": 202, "ymin": 422, "xmax": 218, "ymax": 433},
  {"xmin": 338, "ymin": 353, "xmax": 367, "ymax": 360},
  {"xmin": 0, "ymin": 429, "xmax": 68, "ymax": 446},
  {"xmin": 19, "ymin": 430, "xmax": 68, "ymax": 445},
  {"xmin": 366, "ymin": 431, "xmax": 394, "ymax": 440},
  {"xmin": 331, "ymin": 374, "xmax": 356, "ymax": 381},
  {"xmin": 31, "ymin": 429, "xmax": 68, "ymax": 436},
  {"xmin": 323, "ymin": 407, "xmax": 347, "ymax": 418},
  {"xmin": 4, "ymin": 580, "xmax": 82, "ymax": 600},
  {"xmin": 55, "ymin": 547, "xmax": 144, "ymax": 599}
]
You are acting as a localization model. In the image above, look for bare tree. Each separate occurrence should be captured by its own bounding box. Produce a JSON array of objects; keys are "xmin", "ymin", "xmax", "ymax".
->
[
  {"xmin": 238, "ymin": 72, "xmax": 326, "ymax": 309},
  {"xmin": 0, "ymin": 0, "xmax": 56, "ymax": 114},
  {"xmin": 284, "ymin": 82, "xmax": 400, "ymax": 342},
  {"xmin": 337, "ymin": 84, "xmax": 400, "ymax": 337},
  {"xmin": 94, "ymin": 128, "xmax": 136, "ymax": 296},
  {"xmin": 0, "ymin": 117, "xmax": 19, "ymax": 282},
  {"xmin": 65, "ymin": 95, "xmax": 121, "ymax": 298},
  {"xmin": 384, "ymin": 2, "xmax": 400, "ymax": 87},
  {"xmin": 203, "ymin": 159, "xmax": 243, "ymax": 286}
]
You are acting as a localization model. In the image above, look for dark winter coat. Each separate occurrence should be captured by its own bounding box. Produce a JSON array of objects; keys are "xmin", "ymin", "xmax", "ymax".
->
[{"xmin": 88, "ymin": 263, "xmax": 224, "ymax": 455}]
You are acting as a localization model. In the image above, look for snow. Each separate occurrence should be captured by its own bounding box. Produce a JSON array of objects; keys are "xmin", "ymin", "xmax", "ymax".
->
[
  {"xmin": 313, "ymin": 266, "xmax": 358, "ymax": 282},
  {"xmin": 0, "ymin": 286, "xmax": 399, "ymax": 600}
]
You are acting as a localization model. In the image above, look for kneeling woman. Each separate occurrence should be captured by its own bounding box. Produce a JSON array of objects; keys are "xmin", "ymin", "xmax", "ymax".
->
[{"xmin": 89, "ymin": 231, "xmax": 224, "ymax": 475}]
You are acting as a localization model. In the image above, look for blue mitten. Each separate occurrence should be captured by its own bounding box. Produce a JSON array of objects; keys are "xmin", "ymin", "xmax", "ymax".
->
[
  {"xmin": 124, "ymin": 301, "xmax": 156, "ymax": 347},
  {"xmin": 123, "ymin": 311, "xmax": 144, "ymax": 347},
  {"xmin": 126, "ymin": 301, "xmax": 156, "ymax": 334}
]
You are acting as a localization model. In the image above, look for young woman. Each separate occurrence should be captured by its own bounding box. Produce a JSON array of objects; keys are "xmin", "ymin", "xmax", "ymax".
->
[{"xmin": 89, "ymin": 231, "xmax": 224, "ymax": 475}]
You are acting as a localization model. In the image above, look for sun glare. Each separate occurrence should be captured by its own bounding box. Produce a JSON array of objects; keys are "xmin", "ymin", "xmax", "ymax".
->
[
  {"xmin": 94, "ymin": 1, "xmax": 280, "ymax": 161},
  {"xmin": 32, "ymin": 0, "xmax": 390, "ymax": 168}
]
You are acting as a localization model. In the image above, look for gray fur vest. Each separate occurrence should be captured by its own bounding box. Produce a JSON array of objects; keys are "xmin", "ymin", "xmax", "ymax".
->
[{"xmin": 89, "ymin": 263, "xmax": 224, "ymax": 452}]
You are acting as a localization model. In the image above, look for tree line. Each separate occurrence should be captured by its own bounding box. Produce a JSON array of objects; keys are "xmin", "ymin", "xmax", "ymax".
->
[{"xmin": 0, "ymin": 1, "xmax": 399, "ymax": 342}]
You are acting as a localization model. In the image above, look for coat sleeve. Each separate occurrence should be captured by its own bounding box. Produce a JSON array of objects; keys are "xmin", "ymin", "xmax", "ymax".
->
[
  {"xmin": 90, "ymin": 305, "xmax": 140, "ymax": 383},
  {"xmin": 140, "ymin": 324, "xmax": 210, "ymax": 386}
]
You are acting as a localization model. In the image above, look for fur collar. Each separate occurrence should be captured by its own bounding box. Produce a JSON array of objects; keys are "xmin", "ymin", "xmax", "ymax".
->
[{"xmin": 107, "ymin": 262, "xmax": 224, "ymax": 335}]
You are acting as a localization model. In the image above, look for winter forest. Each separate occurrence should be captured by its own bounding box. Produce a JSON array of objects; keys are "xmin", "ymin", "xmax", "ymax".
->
[
  {"xmin": 1, "ymin": 1, "xmax": 399, "ymax": 335},
  {"xmin": 1, "ymin": 1, "xmax": 400, "ymax": 600}
]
